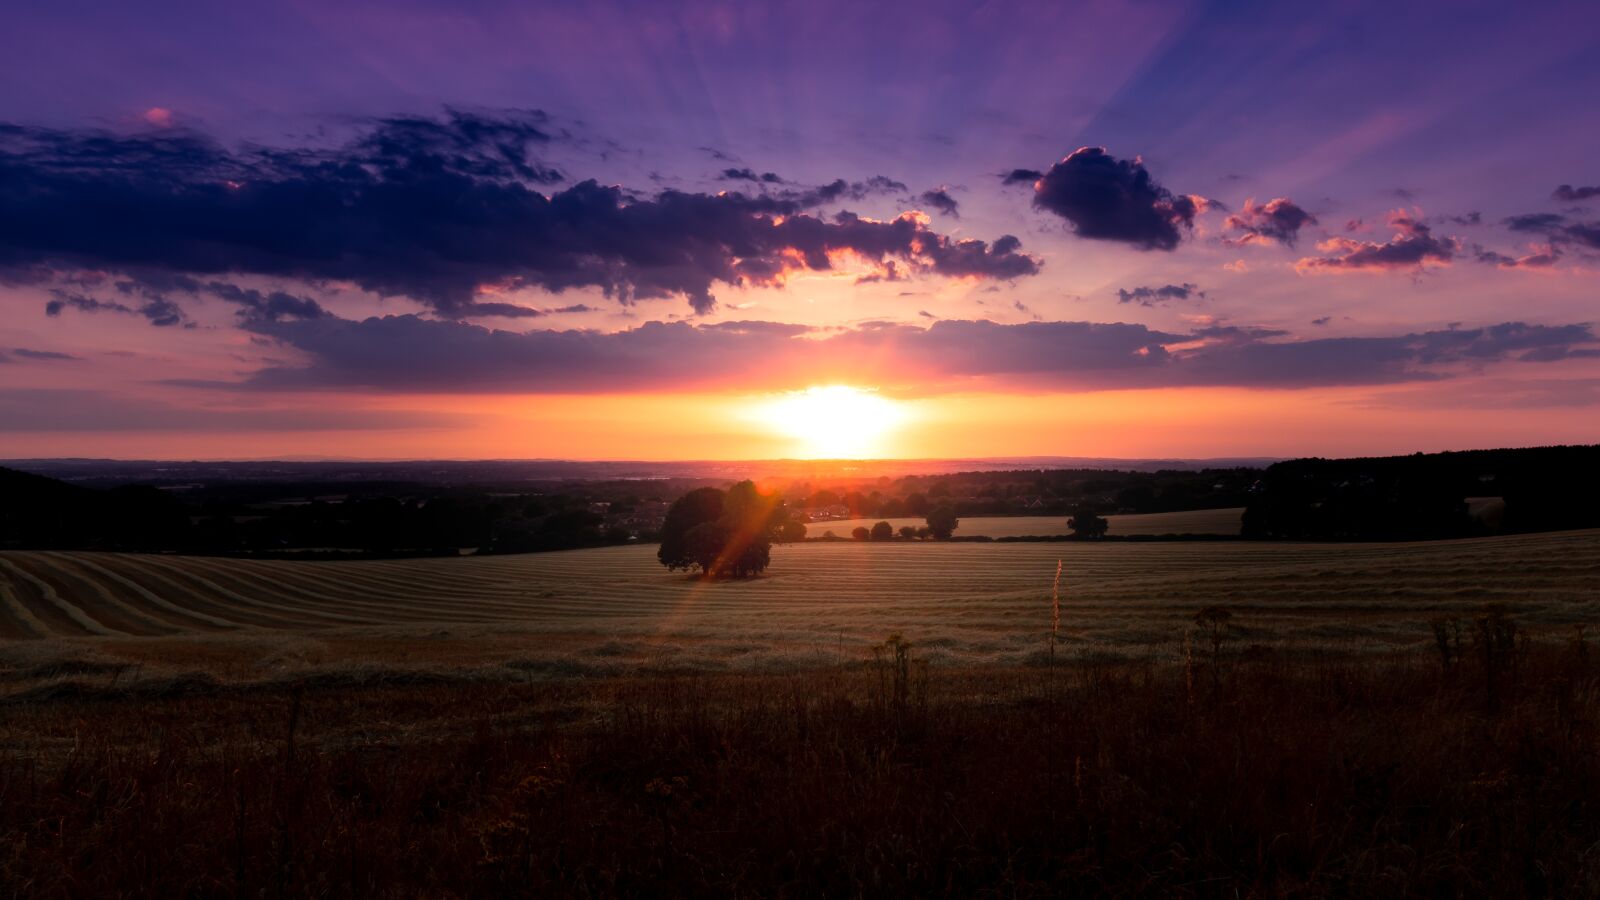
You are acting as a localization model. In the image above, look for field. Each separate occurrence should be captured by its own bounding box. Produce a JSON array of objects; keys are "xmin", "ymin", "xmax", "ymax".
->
[
  {"xmin": 808, "ymin": 507, "xmax": 1245, "ymax": 538},
  {"xmin": 1, "ymin": 528, "xmax": 1598, "ymax": 688},
  {"xmin": 6, "ymin": 531, "xmax": 1600, "ymax": 896}
]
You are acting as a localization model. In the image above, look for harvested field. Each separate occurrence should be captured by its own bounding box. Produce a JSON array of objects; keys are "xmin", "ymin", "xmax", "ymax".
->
[
  {"xmin": 808, "ymin": 507, "xmax": 1245, "ymax": 538},
  {"xmin": 2, "ymin": 529, "xmax": 1598, "ymax": 686}
]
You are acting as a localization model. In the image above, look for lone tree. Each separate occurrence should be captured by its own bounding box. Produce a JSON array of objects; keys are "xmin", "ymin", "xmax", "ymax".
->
[
  {"xmin": 657, "ymin": 480, "xmax": 792, "ymax": 579},
  {"xmin": 926, "ymin": 505, "xmax": 959, "ymax": 540},
  {"xmin": 1068, "ymin": 506, "xmax": 1109, "ymax": 539},
  {"xmin": 852, "ymin": 526, "xmax": 870, "ymax": 541},
  {"xmin": 870, "ymin": 520, "xmax": 894, "ymax": 541}
]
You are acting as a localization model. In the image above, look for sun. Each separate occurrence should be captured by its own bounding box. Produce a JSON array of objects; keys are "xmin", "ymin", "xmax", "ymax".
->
[{"xmin": 751, "ymin": 385, "xmax": 908, "ymax": 459}]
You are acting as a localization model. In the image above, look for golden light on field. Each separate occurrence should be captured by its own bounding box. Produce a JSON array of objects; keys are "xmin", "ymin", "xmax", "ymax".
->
[{"xmin": 750, "ymin": 385, "xmax": 907, "ymax": 458}]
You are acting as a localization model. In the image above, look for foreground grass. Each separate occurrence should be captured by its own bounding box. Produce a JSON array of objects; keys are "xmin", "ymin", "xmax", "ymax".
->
[{"xmin": 3, "ymin": 644, "xmax": 1599, "ymax": 898}]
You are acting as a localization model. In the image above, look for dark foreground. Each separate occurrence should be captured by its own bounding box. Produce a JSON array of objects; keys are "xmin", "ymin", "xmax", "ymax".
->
[{"xmin": 3, "ymin": 641, "xmax": 1599, "ymax": 898}]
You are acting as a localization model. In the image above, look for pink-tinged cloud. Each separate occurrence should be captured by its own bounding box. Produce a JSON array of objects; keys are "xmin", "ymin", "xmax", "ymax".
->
[
  {"xmin": 1224, "ymin": 197, "xmax": 1316, "ymax": 247},
  {"xmin": 1476, "ymin": 243, "xmax": 1562, "ymax": 270},
  {"xmin": 1295, "ymin": 210, "xmax": 1457, "ymax": 273}
]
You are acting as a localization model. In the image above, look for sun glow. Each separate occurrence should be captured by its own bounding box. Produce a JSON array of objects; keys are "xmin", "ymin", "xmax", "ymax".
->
[{"xmin": 752, "ymin": 385, "xmax": 908, "ymax": 459}]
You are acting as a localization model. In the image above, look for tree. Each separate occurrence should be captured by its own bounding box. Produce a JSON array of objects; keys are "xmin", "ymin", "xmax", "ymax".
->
[
  {"xmin": 870, "ymin": 520, "xmax": 894, "ymax": 541},
  {"xmin": 777, "ymin": 519, "xmax": 807, "ymax": 543},
  {"xmin": 903, "ymin": 492, "xmax": 929, "ymax": 515},
  {"xmin": 926, "ymin": 505, "xmax": 958, "ymax": 540},
  {"xmin": 684, "ymin": 521, "xmax": 731, "ymax": 573},
  {"xmin": 658, "ymin": 487, "xmax": 723, "ymax": 571},
  {"xmin": 897, "ymin": 525, "xmax": 918, "ymax": 540},
  {"xmin": 851, "ymin": 526, "xmax": 870, "ymax": 541},
  {"xmin": 657, "ymin": 481, "xmax": 779, "ymax": 579},
  {"xmin": 1067, "ymin": 506, "xmax": 1109, "ymax": 539}
]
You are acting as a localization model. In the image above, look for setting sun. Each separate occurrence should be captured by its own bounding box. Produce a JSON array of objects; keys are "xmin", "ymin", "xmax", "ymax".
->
[{"xmin": 751, "ymin": 385, "xmax": 908, "ymax": 458}]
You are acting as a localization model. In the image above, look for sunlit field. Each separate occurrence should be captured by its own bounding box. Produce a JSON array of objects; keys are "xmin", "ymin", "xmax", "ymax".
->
[
  {"xmin": 810, "ymin": 507, "xmax": 1245, "ymax": 538},
  {"xmin": 6, "ymin": 531, "xmax": 1600, "ymax": 895},
  {"xmin": 3, "ymin": 527, "xmax": 1597, "ymax": 690}
]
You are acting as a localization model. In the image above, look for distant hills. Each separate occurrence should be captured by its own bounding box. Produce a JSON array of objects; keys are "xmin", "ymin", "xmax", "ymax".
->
[{"xmin": 2, "ymin": 456, "xmax": 1282, "ymax": 487}]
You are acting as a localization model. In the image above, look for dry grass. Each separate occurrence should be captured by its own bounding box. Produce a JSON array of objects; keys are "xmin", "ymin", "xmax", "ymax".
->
[
  {"xmin": 3, "ymin": 531, "xmax": 1600, "ymax": 894},
  {"xmin": 4, "ymin": 643, "xmax": 1600, "ymax": 897}
]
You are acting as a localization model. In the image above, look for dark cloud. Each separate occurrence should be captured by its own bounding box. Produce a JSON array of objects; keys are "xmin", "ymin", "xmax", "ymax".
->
[
  {"xmin": 45, "ymin": 289, "xmax": 186, "ymax": 326},
  {"xmin": 0, "ymin": 116, "xmax": 1030, "ymax": 319},
  {"xmin": 791, "ymin": 175, "xmax": 908, "ymax": 206},
  {"xmin": 1473, "ymin": 244, "xmax": 1561, "ymax": 270},
  {"xmin": 1224, "ymin": 197, "xmax": 1316, "ymax": 246},
  {"xmin": 719, "ymin": 167, "xmax": 783, "ymax": 183},
  {"xmin": 349, "ymin": 108, "xmax": 563, "ymax": 184},
  {"xmin": 1505, "ymin": 213, "xmax": 1568, "ymax": 232},
  {"xmin": 203, "ymin": 282, "xmax": 328, "ymax": 324},
  {"xmin": 11, "ymin": 348, "xmax": 80, "ymax": 360},
  {"xmin": 1115, "ymin": 283, "xmax": 1203, "ymax": 306},
  {"xmin": 1296, "ymin": 212, "xmax": 1457, "ymax": 273},
  {"xmin": 191, "ymin": 312, "xmax": 1600, "ymax": 395},
  {"xmin": 1029, "ymin": 147, "xmax": 1202, "ymax": 250},
  {"xmin": 1501, "ymin": 212, "xmax": 1600, "ymax": 251},
  {"xmin": 918, "ymin": 188, "xmax": 959, "ymax": 218},
  {"xmin": 1310, "ymin": 317, "xmax": 1331, "ymax": 326},
  {"xmin": 1553, "ymin": 185, "xmax": 1600, "ymax": 202},
  {"xmin": 1445, "ymin": 211, "xmax": 1482, "ymax": 226},
  {"xmin": 1000, "ymin": 168, "xmax": 1042, "ymax": 186}
]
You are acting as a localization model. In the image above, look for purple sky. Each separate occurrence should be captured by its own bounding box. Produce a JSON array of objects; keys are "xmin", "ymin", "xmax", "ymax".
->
[{"xmin": 2, "ymin": 0, "xmax": 1599, "ymax": 458}]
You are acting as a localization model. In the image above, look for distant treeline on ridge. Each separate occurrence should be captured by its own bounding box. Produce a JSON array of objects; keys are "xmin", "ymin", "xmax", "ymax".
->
[{"xmin": 3, "ymin": 444, "xmax": 1598, "ymax": 554}]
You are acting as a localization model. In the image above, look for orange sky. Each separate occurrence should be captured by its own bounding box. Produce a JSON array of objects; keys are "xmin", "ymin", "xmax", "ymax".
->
[{"xmin": 6, "ymin": 381, "xmax": 1599, "ymax": 461}]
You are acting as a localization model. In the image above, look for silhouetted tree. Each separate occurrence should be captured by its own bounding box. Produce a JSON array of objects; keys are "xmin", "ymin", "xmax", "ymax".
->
[
  {"xmin": 777, "ymin": 519, "xmax": 807, "ymax": 543},
  {"xmin": 897, "ymin": 525, "xmax": 918, "ymax": 540},
  {"xmin": 870, "ymin": 520, "xmax": 894, "ymax": 541},
  {"xmin": 852, "ymin": 526, "xmax": 870, "ymax": 541},
  {"xmin": 658, "ymin": 487, "xmax": 724, "ymax": 571},
  {"xmin": 1068, "ymin": 507, "xmax": 1109, "ymax": 539},
  {"xmin": 658, "ymin": 480, "xmax": 780, "ymax": 578},
  {"xmin": 926, "ymin": 505, "xmax": 959, "ymax": 540},
  {"xmin": 904, "ymin": 492, "xmax": 930, "ymax": 515}
]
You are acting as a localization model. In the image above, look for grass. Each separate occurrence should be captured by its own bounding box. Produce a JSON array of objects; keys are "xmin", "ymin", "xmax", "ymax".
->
[
  {"xmin": 4, "ymin": 640, "xmax": 1600, "ymax": 897},
  {"xmin": 2, "ymin": 530, "xmax": 1597, "ymax": 664},
  {"xmin": 3, "ymin": 531, "xmax": 1600, "ymax": 894}
]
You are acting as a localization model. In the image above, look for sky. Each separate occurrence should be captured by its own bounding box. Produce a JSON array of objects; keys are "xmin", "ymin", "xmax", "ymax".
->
[{"xmin": 2, "ymin": 0, "xmax": 1599, "ymax": 460}]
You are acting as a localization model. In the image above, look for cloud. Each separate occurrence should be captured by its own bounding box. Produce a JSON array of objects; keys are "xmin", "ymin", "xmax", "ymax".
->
[
  {"xmin": 45, "ymin": 289, "xmax": 186, "ymax": 327},
  {"xmin": 1505, "ymin": 213, "xmax": 1567, "ymax": 232},
  {"xmin": 1553, "ymin": 185, "xmax": 1600, "ymax": 202},
  {"xmin": 195, "ymin": 312, "xmax": 1600, "ymax": 395},
  {"xmin": 1029, "ymin": 147, "xmax": 1201, "ymax": 250},
  {"xmin": 1473, "ymin": 244, "xmax": 1561, "ymax": 270},
  {"xmin": 1310, "ymin": 317, "xmax": 1331, "ymax": 326},
  {"xmin": 203, "ymin": 282, "xmax": 328, "ymax": 324},
  {"xmin": 11, "ymin": 348, "xmax": 80, "ymax": 361},
  {"xmin": 1295, "ymin": 211, "xmax": 1457, "ymax": 273},
  {"xmin": 1223, "ymin": 197, "xmax": 1316, "ymax": 247},
  {"xmin": 719, "ymin": 168, "xmax": 783, "ymax": 183},
  {"xmin": 1115, "ymin": 283, "xmax": 1204, "ymax": 306},
  {"xmin": 0, "ymin": 115, "xmax": 1032, "ymax": 319},
  {"xmin": 918, "ymin": 188, "xmax": 959, "ymax": 218},
  {"xmin": 1501, "ymin": 212, "xmax": 1600, "ymax": 251},
  {"xmin": 0, "ymin": 388, "xmax": 473, "ymax": 432},
  {"xmin": 1000, "ymin": 169, "xmax": 1042, "ymax": 186}
]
